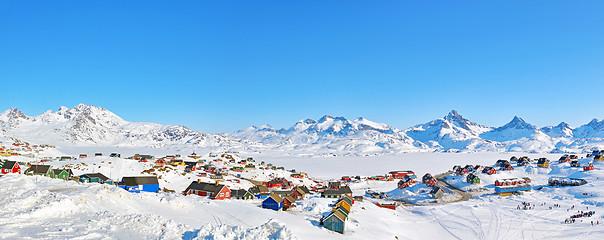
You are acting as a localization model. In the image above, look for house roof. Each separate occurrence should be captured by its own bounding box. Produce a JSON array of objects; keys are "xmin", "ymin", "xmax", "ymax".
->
[
  {"xmin": 334, "ymin": 205, "xmax": 349, "ymax": 216},
  {"xmin": 249, "ymin": 185, "xmax": 269, "ymax": 193},
  {"xmin": 0, "ymin": 160, "xmax": 17, "ymax": 169},
  {"xmin": 322, "ymin": 186, "xmax": 352, "ymax": 195},
  {"xmin": 231, "ymin": 189, "xmax": 252, "ymax": 198},
  {"xmin": 25, "ymin": 165, "xmax": 51, "ymax": 174},
  {"xmin": 271, "ymin": 190, "xmax": 294, "ymax": 197},
  {"xmin": 81, "ymin": 173, "xmax": 110, "ymax": 181},
  {"xmin": 53, "ymin": 169, "xmax": 73, "ymax": 175},
  {"xmin": 267, "ymin": 194, "xmax": 283, "ymax": 202},
  {"xmin": 341, "ymin": 195, "xmax": 354, "ymax": 205},
  {"xmin": 296, "ymin": 185, "xmax": 310, "ymax": 194},
  {"xmin": 184, "ymin": 162, "xmax": 197, "ymax": 169},
  {"xmin": 284, "ymin": 195, "xmax": 296, "ymax": 203},
  {"xmin": 184, "ymin": 181, "xmax": 226, "ymax": 195},
  {"xmin": 326, "ymin": 210, "xmax": 347, "ymax": 222},
  {"xmin": 122, "ymin": 176, "xmax": 159, "ymax": 186}
]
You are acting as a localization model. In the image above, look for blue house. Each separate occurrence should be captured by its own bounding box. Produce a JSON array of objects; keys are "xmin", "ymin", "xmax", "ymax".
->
[
  {"xmin": 118, "ymin": 176, "xmax": 159, "ymax": 193},
  {"xmin": 322, "ymin": 210, "xmax": 346, "ymax": 233},
  {"xmin": 261, "ymin": 194, "xmax": 283, "ymax": 211}
]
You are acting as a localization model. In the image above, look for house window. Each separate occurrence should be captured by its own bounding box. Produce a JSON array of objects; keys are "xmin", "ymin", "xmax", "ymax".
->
[
  {"xmin": 226, "ymin": 192, "xmax": 229, "ymax": 197},
  {"xmin": 220, "ymin": 193, "xmax": 224, "ymax": 197}
]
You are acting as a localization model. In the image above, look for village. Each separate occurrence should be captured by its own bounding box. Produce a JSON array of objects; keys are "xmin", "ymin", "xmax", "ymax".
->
[{"xmin": 1, "ymin": 138, "xmax": 604, "ymax": 235}]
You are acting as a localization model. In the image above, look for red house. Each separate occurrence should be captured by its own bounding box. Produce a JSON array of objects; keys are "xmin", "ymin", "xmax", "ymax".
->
[
  {"xmin": 482, "ymin": 167, "xmax": 497, "ymax": 175},
  {"xmin": 283, "ymin": 196, "xmax": 296, "ymax": 210},
  {"xmin": 389, "ymin": 170, "xmax": 416, "ymax": 179},
  {"xmin": 375, "ymin": 203, "xmax": 396, "ymax": 210},
  {"xmin": 583, "ymin": 163, "xmax": 594, "ymax": 171},
  {"xmin": 184, "ymin": 180, "xmax": 231, "ymax": 200},
  {"xmin": 0, "ymin": 160, "xmax": 21, "ymax": 174}
]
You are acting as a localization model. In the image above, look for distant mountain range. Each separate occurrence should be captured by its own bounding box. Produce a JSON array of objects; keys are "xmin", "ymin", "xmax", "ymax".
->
[{"xmin": 1, "ymin": 104, "xmax": 604, "ymax": 155}]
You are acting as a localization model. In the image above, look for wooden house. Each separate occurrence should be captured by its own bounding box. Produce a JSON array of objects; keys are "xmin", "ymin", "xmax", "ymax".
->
[
  {"xmin": 455, "ymin": 168, "xmax": 468, "ymax": 176},
  {"xmin": 249, "ymin": 185, "xmax": 269, "ymax": 195},
  {"xmin": 0, "ymin": 160, "xmax": 21, "ymax": 174},
  {"xmin": 570, "ymin": 155, "xmax": 579, "ymax": 159},
  {"xmin": 467, "ymin": 173, "xmax": 480, "ymax": 184},
  {"xmin": 50, "ymin": 169, "xmax": 73, "ymax": 180},
  {"xmin": 537, "ymin": 158, "xmax": 550, "ymax": 168},
  {"xmin": 594, "ymin": 154, "xmax": 604, "ymax": 161},
  {"xmin": 388, "ymin": 170, "xmax": 416, "ymax": 179},
  {"xmin": 430, "ymin": 186, "xmax": 444, "ymax": 199},
  {"xmin": 570, "ymin": 160, "xmax": 581, "ymax": 167},
  {"xmin": 322, "ymin": 211, "xmax": 346, "ymax": 234},
  {"xmin": 397, "ymin": 178, "xmax": 415, "ymax": 188},
  {"xmin": 321, "ymin": 186, "xmax": 353, "ymax": 198},
  {"xmin": 94, "ymin": 153, "xmax": 103, "ymax": 156},
  {"xmin": 109, "ymin": 153, "xmax": 121, "ymax": 158},
  {"xmin": 517, "ymin": 158, "xmax": 530, "ymax": 166},
  {"xmin": 422, "ymin": 173, "xmax": 437, "ymax": 186},
  {"xmin": 79, "ymin": 173, "xmax": 113, "ymax": 184},
  {"xmin": 231, "ymin": 189, "xmax": 254, "ymax": 200},
  {"xmin": 25, "ymin": 165, "xmax": 52, "ymax": 176},
  {"xmin": 583, "ymin": 163, "xmax": 595, "ymax": 171},
  {"xmin": 289, "ymin": 186, "xmax": 307, "ymax": 200},
  {"xmin": 261, "ymin": 194, "xmax": 283, "ymax": 211},
  {"xmin": 559, "ymin": 155, "xmax": 571, "ymax": 163},
  {"xmin": 495, "ymin": 160, "xmax": 510, "ymax": 167},
  {"xmin": 119, "ymin": 176, "xmax": 160, "ymax": 193},
  {"xmin": 283, "ymin": 195, "xmax": 296, "ymax": 210},
  {"xmin": 184, "ymin": 180, "xmax": 231, "ymax": 200},
  {"xmin": 375, "ymin": 202, "xmax": 396, "ymax": 210},
  {"xmin": 333, "ymin": 199, "xmax": 352, "ymax": 212},
  {"xmin": 500, "ymin": 163, "xmax": 514, "ymax": 171},
  {"xmin": 481, "ymin": 166, "xmax": 496, "ymax": 175},
  {"xmin": 334, "ymin": 205, "xmax": 350, "ymax": 218},
  {"xmin": 78, "ymin": 154, "xmax": 87, "ymax": 158}
]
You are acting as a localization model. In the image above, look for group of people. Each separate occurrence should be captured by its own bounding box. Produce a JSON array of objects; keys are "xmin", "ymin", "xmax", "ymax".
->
[
  {"xmin": 517, "ymin": 201, "xmax": 534, "ymax": 210},
  {"xmin": 565, "ymin": 210, "xmax": 597, "ymax": 224}
]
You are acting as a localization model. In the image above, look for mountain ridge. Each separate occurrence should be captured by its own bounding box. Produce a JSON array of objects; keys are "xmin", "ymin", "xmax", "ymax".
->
[{"xmin": 2, "ymin": 104, "xmax": 604, "ymax": 155}]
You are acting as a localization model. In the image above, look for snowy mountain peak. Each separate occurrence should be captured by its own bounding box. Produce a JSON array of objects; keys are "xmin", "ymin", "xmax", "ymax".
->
[
  {"xmin": 500, "ymin": 116, "xmax": 536, "ymax": 130},
  {"xmin": 541, "ymin": 122, "xmax": 574, "ymax": 138}
]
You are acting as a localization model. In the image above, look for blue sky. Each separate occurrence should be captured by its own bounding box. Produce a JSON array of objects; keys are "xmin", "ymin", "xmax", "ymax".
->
[{"xmin": 1, "ymin": 1, "xmax": 603, "ymax": 133}]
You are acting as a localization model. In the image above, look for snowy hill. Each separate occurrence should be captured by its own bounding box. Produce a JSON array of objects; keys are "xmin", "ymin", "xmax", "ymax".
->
[{"xmin": 0, "ymin": 104, "xmax": 242, "ymax": 150}]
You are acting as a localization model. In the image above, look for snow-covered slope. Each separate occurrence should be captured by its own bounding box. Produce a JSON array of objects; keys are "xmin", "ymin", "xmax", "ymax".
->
[{"xmin": 0, "ymin": 104, "xmax": 242, "ymax": 150}]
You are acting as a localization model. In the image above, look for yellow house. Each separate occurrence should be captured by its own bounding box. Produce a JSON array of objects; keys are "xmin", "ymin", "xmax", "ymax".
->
[
  {"xmin": 332, "ymin": 199, "xmax": 351, "ymax": 212},
  {"xmin": 594, "ymin": 155, "xmax": 604, "ymax": 161}
]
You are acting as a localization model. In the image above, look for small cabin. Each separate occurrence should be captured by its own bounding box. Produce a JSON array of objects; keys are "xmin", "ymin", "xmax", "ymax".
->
[
  {"xmin": 261, "ymin": 195, "xmax": 283, "ymax": 211},
  {"xmin": 322, "ymin": 211, "xmax": 346, "ymax": 234}
]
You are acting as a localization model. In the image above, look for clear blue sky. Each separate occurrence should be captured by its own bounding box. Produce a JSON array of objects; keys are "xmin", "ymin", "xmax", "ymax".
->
[{"xmin": 1, "ymin": 1, "xmax": 603, "ymax": 133}]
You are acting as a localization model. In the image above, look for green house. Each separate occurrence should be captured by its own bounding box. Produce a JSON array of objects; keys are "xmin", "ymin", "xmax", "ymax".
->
[
  {"xmin": 467, "ymin": 174, "xmax": 480, "ymax": 184},
  {"xmin": 50, "ymin": 169, "xmax": 73, "ymax": 180},
  {"xmin": 79, "ymin": 173, "xmax": 114, "ymax": 184},
  {"xmin": 231, "ymin": 189, "xmax": 255, "ymax": 200}
]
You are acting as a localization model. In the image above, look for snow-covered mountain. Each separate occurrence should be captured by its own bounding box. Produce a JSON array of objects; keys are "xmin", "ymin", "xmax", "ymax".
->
[
  {"xmin": 573, "ymin": 119, "xmax": 604, "ymax": 139},
  {"xmin": 3, "ymin": 104, "xmax": 604, "ymax": 155},
  {"xmin": 541, "ymin": 122, "xmax": 574, "ymax": 138},
  {"xmin": 404, "ymin": 110, "xmax": 494, "ymax": 151},
  {"xmin": 231, "ymin": 115, "xmax": 428, "ymax": 155},
  {"xmin": 0, "ymin": 104, "xmax": 241, "ymax": 150}
]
